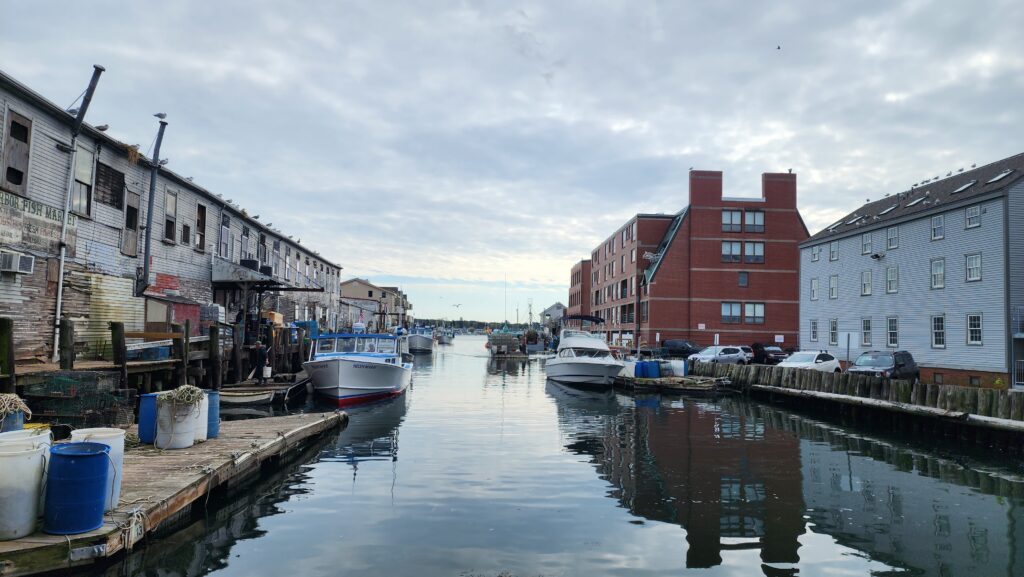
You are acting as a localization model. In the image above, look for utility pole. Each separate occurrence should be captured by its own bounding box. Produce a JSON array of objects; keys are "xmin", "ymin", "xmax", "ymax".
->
[
  {"xmin": 52, "ymin": 64, "xmax": 104, "ymax": 363},
  {"xmin": 137, "ymin": 118, "xmax": 168, "ymax": 296}
]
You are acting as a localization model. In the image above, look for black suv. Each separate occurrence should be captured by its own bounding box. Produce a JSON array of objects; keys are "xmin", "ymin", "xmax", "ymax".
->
[
  {"xmin": 846, "ymin": 350, "xmax": 919, "ymax": 382},
  {"xmin": 662, "ymin": 339, "xmax": 702, "ymax": 358}
]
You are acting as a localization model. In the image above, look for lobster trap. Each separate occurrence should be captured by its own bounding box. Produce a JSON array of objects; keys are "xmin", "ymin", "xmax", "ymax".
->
[{"xmin": 20, "ymin": 371, "xmax": 136, "ymax": 429}]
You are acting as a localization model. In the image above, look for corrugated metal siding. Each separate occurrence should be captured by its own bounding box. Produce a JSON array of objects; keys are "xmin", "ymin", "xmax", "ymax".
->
[
  {"xmin": 800, "ymin": 198, "xmax": 1007, "ymax": 372},
  {"xmin": 64, "ymin": 271, "xmax": 144, "ymax": 359}
]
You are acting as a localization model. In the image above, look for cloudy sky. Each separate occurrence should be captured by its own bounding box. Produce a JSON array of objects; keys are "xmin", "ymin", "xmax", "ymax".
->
[{"xmin": 5, "ymin": 1, "xmax": 1022, "ymax": 321}]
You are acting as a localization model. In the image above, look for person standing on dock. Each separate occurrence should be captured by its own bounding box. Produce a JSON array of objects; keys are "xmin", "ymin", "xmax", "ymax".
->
[{"xmin": 255, "ymin": 341, "xmax": 268, "ymax": 385}]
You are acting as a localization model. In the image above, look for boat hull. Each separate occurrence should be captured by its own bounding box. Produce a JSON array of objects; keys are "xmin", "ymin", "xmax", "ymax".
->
[
  {"xmin": 436, "ymin": 334, "xmax": 453, "ymax": 345},
  {"xmin": 544, "ymin": 357, "xmax": 624, "ymax": 388},
  {"xmin": 304, "ymin": 356, "xmax": 412, "ymax": 407},
  {"xmin": 408, "ymin": 334, "xmax": 434, "ymax": 353}
]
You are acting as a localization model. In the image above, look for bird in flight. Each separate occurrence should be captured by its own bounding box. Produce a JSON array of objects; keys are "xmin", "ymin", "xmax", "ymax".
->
[{"xmin": 452, "ymin": 304, "xmax": 462, "ymax": 308}]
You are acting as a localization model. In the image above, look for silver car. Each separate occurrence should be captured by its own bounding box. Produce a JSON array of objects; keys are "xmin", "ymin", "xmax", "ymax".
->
[{"xmin": 688, "ymin": 345, "xmax": 747, "ymax": 365}]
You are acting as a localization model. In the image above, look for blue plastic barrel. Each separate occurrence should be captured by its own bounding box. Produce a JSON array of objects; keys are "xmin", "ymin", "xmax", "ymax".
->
[
  {"xmin": 44, "ymin": 442, "xmax": 110, "ymax": 535},
  {"xmin": 634, "ymin": 362, "xmax": 643, "ymax": 378},
  {"xmin": 138, "ymin": 393, "xmax": 159, "ymax": 444},
  {"xmin": 206, "ymin": 391, "xmax": 220, "ymax": 439},
  {"xmin": 649, "ymin": 361, "xmax": 661, "ymax": 378},
  {"xmin": 1, "ymin": 410, "xmax": 24, "ymax": 432}
]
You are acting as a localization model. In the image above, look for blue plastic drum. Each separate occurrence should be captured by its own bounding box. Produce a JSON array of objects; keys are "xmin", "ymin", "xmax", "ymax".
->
[
  {"xmin": 206, "ymin": 390, "xmax": 220, "ymax": 439},
  {"xmin": 44, "ymin": 442, "xmax": 110, "ymax": 535},
  {"xmin": 138, "ymin": 393, "xmax": 159, "ymax": 444}
]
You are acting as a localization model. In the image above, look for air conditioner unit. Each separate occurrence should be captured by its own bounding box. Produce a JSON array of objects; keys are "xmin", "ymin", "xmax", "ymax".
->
[
  {"xmin": 0, "ymin": 252, "xmax": 18, "ymax": 273},
  {"xmin": 17, "ymin": 254, "xmax": 34, "ymax": 275}
]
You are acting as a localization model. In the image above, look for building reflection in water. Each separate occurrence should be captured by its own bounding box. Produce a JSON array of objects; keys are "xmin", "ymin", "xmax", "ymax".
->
[{"xmin": 546, "ymin": 382, "xmax": 1024, "ymax": 576}]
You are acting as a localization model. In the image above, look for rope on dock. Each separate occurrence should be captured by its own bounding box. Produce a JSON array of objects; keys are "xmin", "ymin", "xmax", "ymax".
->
[{"xmin": 0, "ymin": 393, "xmax": 31, "ymax": 420}]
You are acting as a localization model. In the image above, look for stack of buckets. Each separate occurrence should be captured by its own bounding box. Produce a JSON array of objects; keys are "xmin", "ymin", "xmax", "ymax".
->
[
  {"xmin": 0, "ymin": 388, "xmax": 220, "ymax": 541},
  {"xmin": 138, "ymin": 390, "xmax": 220, "ymax": 449}
]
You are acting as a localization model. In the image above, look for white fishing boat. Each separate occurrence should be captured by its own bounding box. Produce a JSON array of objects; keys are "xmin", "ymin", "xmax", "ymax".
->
[
  {"xmin": 408, "ymin": 326, "xmax": 435, "ymax": 354},
  {"xmin": 544, "ymin": 316, "xmax": 623, "ymax": 389},
  {"xmin": 303, "ymin": 332, "xmax": 413, "ymax": 407},
  {"xmin": 436, "ymin": 327, "xmax": 455, "ymax": 345}
]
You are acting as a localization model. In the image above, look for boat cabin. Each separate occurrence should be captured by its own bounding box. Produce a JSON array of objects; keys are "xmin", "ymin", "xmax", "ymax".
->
[
  {"xmin": 556, "ymin": 347, "xmax": 612, "ymax": 359},
  {"xmin": 314, "ymin": 334, "xmax": 403, "ymax": 356}
]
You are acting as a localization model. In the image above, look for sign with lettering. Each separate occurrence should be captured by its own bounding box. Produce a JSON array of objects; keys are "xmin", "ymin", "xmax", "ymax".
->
[{"xmin": 0, "ymin": 190, "xmax": 77, "ymax": 256}]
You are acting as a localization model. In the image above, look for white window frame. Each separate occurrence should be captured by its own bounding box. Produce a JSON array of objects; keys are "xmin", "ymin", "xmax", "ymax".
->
[
  {"xmin": 811, "ymin": 245, "xmax": 820, "ymax": 262},
  {"xmin": 886, "ymin": 316, "xmax": 899, "ymax": 348},
  {"xmin": 861, "ymin": 270, "xmax": 872, "ymax": 296},
  {"xmin": 861, "ymin": 318, "xmax": 872, "ymax": 346},
  {"xmin": 966, "ymin": 253, "xmax": 982, "ymax": 282},
  {"xmin": 829, "ymin": 275, "xmax": 838, "ymax": 299},
  {"xmin": 861, "ymin": 233, "xmax": 872, "ymax": 255},
  {"xmin": 965, "ymin": 205, "xmax": 981, "ymax": 229},
  {"xmin": 886, "ymin": 226, "xmax": 899, "ymax": 249},
  {"xmin": 886, "ymin": 266, "xmax": 898, "ymax": 293},
  {"xmin": 931, "ymin": 214, "xmax": 944, "ymax": 240},
  {"xmin": 809, "ymin": 319, "xmax": 818, "ymax": 342},
  {"xmin": 829, "ymin": 319, "xmax": 838, "ymax": 346},
  {"xmin": 810, "ymin": 277, "xmax": 818, "ymax": 301},
  {"xmin": 931, "ymin": 315, "xmax": 946, "ymax": 349},
  {"xmin": 829, "ymin": 241, "xmax": 839, "ymax": 261},
  {"xmin": 930, "ymin": 258, "xmax": 945, "ymax": 289},
  {"xmin": 966, "ymin": 313, "xmax": 983, "ymax": 345}
]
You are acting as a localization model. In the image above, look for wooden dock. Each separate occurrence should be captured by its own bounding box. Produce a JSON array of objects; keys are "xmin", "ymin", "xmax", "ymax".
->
[
  {"xmin": 0, "ymin": 412, "xmax": 347, "ymax": 577},
  {"xmin": 616, "ymin": 375, "xmax": 728, "ymax": 396}
]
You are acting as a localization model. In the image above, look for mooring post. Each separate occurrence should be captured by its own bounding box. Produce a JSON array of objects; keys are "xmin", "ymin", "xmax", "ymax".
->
[
  {"xmin": 232, "ymin": 323, "xmax": 243, "ymax": 383},
  {"xmin": 182, "ymin": 319, "xmax": 192, "ymax": 385},
  {"xmin": 210, "ymin": 324, "xmax": 222, "ymax": 390},
  {"xmin": 297, "ymin": 328, "xmax": 307, "ymax": 372},
  {"xmin": 171, "ymin": 323, "xmax": 185, "ymax": 388},
  {"xmin": 58, "ymin": 317, "xmax": 75, "ymax": 370},
  {"xmin": 110, "ymin": 321, "xmax": 128, "ymax": 387},
  {"xmin": 0, "ymin": 317, "xmax": 15, "ymax": 393}
]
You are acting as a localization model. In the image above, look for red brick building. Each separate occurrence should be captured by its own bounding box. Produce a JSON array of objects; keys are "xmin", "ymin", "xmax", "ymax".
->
[
  {"xmin": 566, "ymin": 259, "xmax": 592, "ymax": 328},
  {"xmin": 581, "ymin": 170, "xmax": 808, "ymax": 349}
]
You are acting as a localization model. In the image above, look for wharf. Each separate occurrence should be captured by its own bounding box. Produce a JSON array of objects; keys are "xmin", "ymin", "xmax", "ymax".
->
[
  {"xmin": 0, "ymin": 412, "xmax": 347, "ymax": 577},
  {"xmin": 616, "ymin": 375, "xmax": 728, "ymax": 396}
]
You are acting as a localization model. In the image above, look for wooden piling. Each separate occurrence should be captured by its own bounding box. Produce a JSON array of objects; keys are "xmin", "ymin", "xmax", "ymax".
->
[
  {"xmin": 232, "ymin": 323, "xmax": 243, "ymax": 382},
  {"xmin": 110, "ymin": 322, "xmax": 128, "ymax": 387},
  {"xmin": 171, "ymin": 323, "xmax": 185, "ymax": 388},
  {"xmin": 210, "ymin": 324, "xmax": 222, "ymax": 390},
  {"xmin": 58, "ymin": 317, "xmax": 75, "ymax": 370},
  {"xmin": 0, "ymin": 317, "xmax": 15, "ymax": 394}
]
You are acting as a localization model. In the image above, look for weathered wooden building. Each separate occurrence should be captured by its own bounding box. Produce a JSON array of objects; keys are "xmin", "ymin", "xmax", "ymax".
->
[{"xmin": 0, "ymin": 67, "xmax": 343, "ymax": 363}]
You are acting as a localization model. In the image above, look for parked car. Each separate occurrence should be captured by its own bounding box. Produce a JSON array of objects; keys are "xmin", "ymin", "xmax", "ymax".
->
[
  {"xmin": 662, "ymin": 339, "xmax": 702, "ymax": 359},
  {"xmin": 688, "ymin": 345, "xmax": 746, "ymax": 365},
  {"xmin": 739, "ymin": 346, "xmax": 754, "ymax": 363},
  {"xmin": 846, "ymin": 350, "xmax": 919, "ymax": 381},
  {"xmin": 777, "ymin": 351, "xmax": 841, "ymax": 372},
  {"xmin": 763, "ymin": 345, "xmax": 789, "ymax": 364}
]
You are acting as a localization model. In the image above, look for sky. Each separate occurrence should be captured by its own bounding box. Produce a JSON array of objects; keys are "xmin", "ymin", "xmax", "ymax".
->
[{"xmin": 4, "ymin": 1, "xmax": 1022, "ymax": 321}]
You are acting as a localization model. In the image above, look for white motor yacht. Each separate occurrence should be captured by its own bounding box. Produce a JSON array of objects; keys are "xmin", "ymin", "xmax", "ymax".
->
[{"xmin": 544, "ymin": 329, "xmax": 624, "ymax": 388}]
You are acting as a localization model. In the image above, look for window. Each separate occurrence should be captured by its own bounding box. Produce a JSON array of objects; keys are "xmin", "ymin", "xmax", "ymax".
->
[
  {"xmin": 930, "ymin": 258, "xmax": 945, "ymax": 289},
  {"xmin": 745, "ymin": 210, "xmax": 765, "ymax": 232},
  {"xmin": 966, "ymin": 254, "xmax": 982, "ymax": 281},
  {"xmin": 966, "ymin": 313, "xmax": 982, "ymax": 345},
  {"xmin": 721, "ymin": 241, "xmax": 741, "ymax": 263},
  {"xmin": 631, "ymin": 248, "xmax": 636, "ymax": 263},
  {"xmin": 969, "ymin": 376, "xmax": 981, "ymax": 386},
  {"xmin": 368, "ymin": 290, "xmax": 373, "ymax": 298},
  {"xmin": 810, "ymin": 277, "xmax": 819, "ymax": 300},
  {"xmin": 887, "ymin": 317, "xmax": 899, "ymax": 347},
  {"xmin": 809, "ymin": 320, "xmax": 818, "ymax": 342},
  {"xmin": 71, "ymin": 144, "xmax": 94, "ymax": 216},
  {"xmin": 829, "ymin": 275, "xmax": 838, "ymax": 299},
  {"xmin": 121, "ymin": 191, "xmax": 140, "ymax": 257},
  {"xmin": 180, "ymin": 224, "xmax": 191, "ymax": 245},
  {"xmin": 722, "ymin": 210, "xmax": 742, "ymax": 232},
  {"xmin": 965, "ymin": 205, "xmax": 981, "ymax": 228},
  {"xmin": 931, "ymin": 215, "xmax": 944, "ymax": 240},
  {"xmin": 811, "ymin": 245, "xmax": 821, "ymax": 262},
  {"xmin": 861, "ymin": 233, "xmax": 872, "ymax": 255},
  {"xmin": 861, "ymin": 270, "xmax": 872, "ymax": 295},
  {"xmin": 640, "ymin": 301, "xmax": 649, "ymax": 321},
  {"xmin": 95, "ymin": 162, "xmax": 125, "ymax": 209},
  {"xmin": 934, "ymin": 373, "xmax": 944, "ymax": 385},
  {"xmin": 744, "ymin": 242, "xmax": 765, "ymax": 264},
  {"xmin": 886, "ymin": 266, "xmax": 898, "ymax": 293},
  {"xmin": 3, "ymin": 110, "xmax": 32, "ymax": 194},
  {"xmin": 195, "ymin": 204, "xmax": 207, "ymax": 251},
  {"xmin": 931, "ymin": 316, "xmax": 946, "ymax": 348},
  {"xmin": 861, "ymin": 318, "xmax": 872, "ymax": 346},
  {"xmin": 829, "ymin": 241, "xmax": 839, "ymax": 261},
  {"xmin": 611, "ymin": 261, "xmax": 615, "ymax": 276},
  {"xmin": 219, "ymin": 214, "xmax": 231, "ymax": 258},
  {"xmin": 887, "ymin": 226, "xmax": 899, "ymax": 249},
  {"xmin": 721, "ymin": 302, "xmax": 741, "ymax": 323},
  {"xmin": 241, "ymin": 226, "xmax": 251, "ymax": 259},
  {"xmin": 829, "ymin": 319, "xmax": 838, "ymax": 346},
  {"xmin": 163, "ymin": 191, "xmax": 177, "ymax": 240},
  {"xmin": 738, "ymin": 271, "xmax": 748, "ymax": 287},
  {"xmin": 744, "ymin": 303, "xmax": 765, "ymax": 324}
]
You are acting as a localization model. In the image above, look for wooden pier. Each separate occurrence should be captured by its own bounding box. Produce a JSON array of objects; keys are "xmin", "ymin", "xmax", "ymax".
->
[
  {"xmin": 616, "ymin": 375, "xmax": 728, "ymax": 396},
  {"xmin": 0, "ymin": 412, "xmax": 347, "ymax": 577}
]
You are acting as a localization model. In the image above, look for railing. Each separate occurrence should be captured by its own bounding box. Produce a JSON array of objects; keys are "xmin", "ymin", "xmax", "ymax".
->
[
  {"xmin": 1016, "ymin": 360, "xmax": 1024, "ymax": 388},
  {"xmin": 1014, "ymin": 306, "xmax": 1024, "ymax": 335}
]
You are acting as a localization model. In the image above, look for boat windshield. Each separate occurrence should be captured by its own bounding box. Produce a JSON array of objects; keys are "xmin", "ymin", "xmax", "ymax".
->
[
  {"xmin": 376, "ymin": 339, "xmax": 397, "ymax": 354},
  {"xmin": 317, "ymin": 338, "xmax": 336, "ymax": 353},
  {"xmin": 570, "ymin": 348, "xmax": 610, "ymax": 358},
  {"xmin": 338, "ymin": 337, "xmax": 357, "ymax": 353},
  {"xmin": 355, "ymin": 337, "xmax": 377, "ymax": 352}
]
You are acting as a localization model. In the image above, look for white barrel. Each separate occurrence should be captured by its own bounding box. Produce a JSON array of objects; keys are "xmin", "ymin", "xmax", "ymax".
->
[
  {"xmin": 0, "ymin": 429, "xmax": 52, "ymax": 514},
  {"xmin": 155, "ymin": 402, "xmax": 197, "ymax": 450},
  {"xmin": 70, "ymin": 427, "xmax": 126, "ymax": 512},
  {"xmin": 0, "ymin": 444, "xmax": 45, "ymax": 540},
  {"xmin": 669, "ymin": 360, "xmax": 688, "ymax": 377},
  {"xmin": 193, "ymin": 393, "xmax": 209, "ymax": 441},
  {"xmin": 621, "ymin": 361, "xmax": 637, "ymax": 378}
]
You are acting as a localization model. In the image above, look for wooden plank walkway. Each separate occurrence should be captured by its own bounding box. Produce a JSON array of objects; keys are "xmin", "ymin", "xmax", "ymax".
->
[{"xmin": 0, "ymin": 412, "xmax": 347, "ymax": 577}]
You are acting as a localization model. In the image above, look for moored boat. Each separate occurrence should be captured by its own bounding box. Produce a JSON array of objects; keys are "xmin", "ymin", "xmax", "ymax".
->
[
  {"xmin": 303, "ymin": 332, "xmax": 413, "ymax": 407},
  {"xmin": 408, "ymin": 326, "xmax": 435, "ymax": 354},
  {"xmin": 436, "ymin": 328, "xmax": 455, "ymax": 345},
  {"xmin": 544, "ymin": 315, "xmax": 623, "ymax": 389}
]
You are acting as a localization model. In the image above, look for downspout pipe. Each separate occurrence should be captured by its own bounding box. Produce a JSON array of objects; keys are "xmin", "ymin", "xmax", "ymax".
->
[
  {"xmin": 51, "ymin": 64, "xmax": 104, "ymax": 363},
  {"xmin": 136, "ymin": 120, "xmax": 168, "ymax": 296}
]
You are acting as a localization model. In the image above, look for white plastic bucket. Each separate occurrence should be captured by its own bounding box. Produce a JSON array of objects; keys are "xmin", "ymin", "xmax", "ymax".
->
[
  {"xmin": 0, "ymin": 444, "xmax": 45, "ymax": 540},
  {"xmin": 0, "ymin": 429, "xmax": 53, "ymax": 514},
  {"xmin": 193, "ymin": 393, "xmax": 209, "ymax": 442},
  {"xmin": 155, "ymin": 402, "xmax": 198, "ymax": 450},
  {"xmin": 669, "ymin": 360, "xmax": 688, "ymax": 377},
  {"xmin": 70, "ymin": 428, "xmax": 126, "ymax": 512},
  {"xmin": 262, "ymin": 366, "xmax": 272, "ymax": 379},
  {"xmin": 621, "ymin": 361, "xmax": 637, "ymax": 378}
]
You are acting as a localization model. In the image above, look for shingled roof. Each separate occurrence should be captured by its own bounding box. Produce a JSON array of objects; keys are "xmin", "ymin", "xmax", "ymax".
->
[{"xmin": 802, "ymin": 152, "xmax": 1024, "ymax": 246}]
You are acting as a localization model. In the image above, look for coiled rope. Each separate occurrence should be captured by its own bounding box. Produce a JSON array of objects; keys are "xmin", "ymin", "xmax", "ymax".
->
[{"xmin": 0, "ymin": 393, "xmax": 31, "ymax": 420}]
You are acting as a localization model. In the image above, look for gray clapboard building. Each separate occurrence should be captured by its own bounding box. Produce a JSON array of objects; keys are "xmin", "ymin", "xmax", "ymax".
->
[
  {"xmin": 0, "ymin": 67, "xmax": 343, "ymax": 362},
  {"xmin": 799, "ymin": 153, "xmax": 1024, "ymax": 388}
]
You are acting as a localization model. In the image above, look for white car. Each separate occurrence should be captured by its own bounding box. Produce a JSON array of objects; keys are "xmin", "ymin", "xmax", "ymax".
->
[
  {"xmin": 688, "ymin": 345, "xmax": 746, "ymax": 365},
  {"xmin": 777, "ymin": 351, "xmax": 841, "ymax": 372}
]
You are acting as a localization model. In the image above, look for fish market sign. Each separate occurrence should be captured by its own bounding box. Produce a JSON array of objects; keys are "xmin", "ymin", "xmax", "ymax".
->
[{"xmin": 0, "ymin": 190, "xmax": 77, "ymax": 256}]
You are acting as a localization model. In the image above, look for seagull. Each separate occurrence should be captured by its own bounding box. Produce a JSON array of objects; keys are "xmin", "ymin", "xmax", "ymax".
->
[
  {"xmin": 154, "ymin": 112, "xmax": 167, "ymax": 119},
  {"xmin": 95, "ymin": 124, "xmax": 109, "ymax": 132},
  {"xmin": 452, "ymin": 304, "xmax": 462, "ymax": 308}
]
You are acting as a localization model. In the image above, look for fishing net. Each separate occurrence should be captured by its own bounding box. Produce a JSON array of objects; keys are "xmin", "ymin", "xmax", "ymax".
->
[{"xmin": 20, "ymin": 371, "xmax": 135, "ymax": 429}]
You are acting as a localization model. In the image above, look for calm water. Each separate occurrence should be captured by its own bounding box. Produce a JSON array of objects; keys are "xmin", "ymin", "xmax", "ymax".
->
[{"xmin": 102, "ymin": 336, "xmax": 1024, "ymax": 577}]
